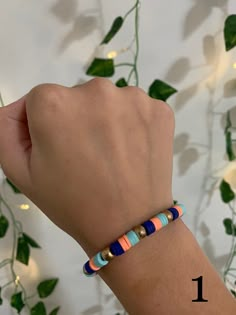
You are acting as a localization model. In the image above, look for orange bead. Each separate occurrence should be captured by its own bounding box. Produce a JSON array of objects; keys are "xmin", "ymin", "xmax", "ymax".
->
[
  {"xmin": 150, "ymin": 217, "xmax": 162, "ymax": 231},
  {"xmin": 123, "ymin": 234, "xmax": 132, "ymax": 248},
  {"xmin": 118, "ymin": 235, "xmax": 131, "ymax": 251},
  {"xmin": 174, "ymin": 205, "xmax": 183, "ymax": 216},
  {"xmin": 89, "ymin": 258, "xmax": 100, "ymax": 271}
]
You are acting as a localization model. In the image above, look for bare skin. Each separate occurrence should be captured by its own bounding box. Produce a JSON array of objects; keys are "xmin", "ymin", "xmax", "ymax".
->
[{"xmin": 0, "ymin": 78, "xmax": 235, "ymax": 314}]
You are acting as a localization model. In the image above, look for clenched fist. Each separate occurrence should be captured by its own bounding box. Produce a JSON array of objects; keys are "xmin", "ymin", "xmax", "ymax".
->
[{"xmin": 0, "ymin": 78, "xmax": 174, "ymax": 256}]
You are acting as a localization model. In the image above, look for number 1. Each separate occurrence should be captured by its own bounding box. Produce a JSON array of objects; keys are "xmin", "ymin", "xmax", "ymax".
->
[{"xmin": 192, "ymin": 276, "xmax": 208, "ymax": 302}]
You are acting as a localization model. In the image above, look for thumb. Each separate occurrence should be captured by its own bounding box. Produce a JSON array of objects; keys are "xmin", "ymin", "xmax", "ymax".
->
[{"xmin": 0, "ymin": 96, "xmax": 32, "ymax": 191}]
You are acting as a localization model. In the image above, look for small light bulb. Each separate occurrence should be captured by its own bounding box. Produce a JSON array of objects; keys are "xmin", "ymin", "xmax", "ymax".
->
[
  {"xmin": 20, "ymin": 204, "xmax": 30, "ymax": 210},
  {"xmin": 233, "ymin": 62, "xmax": 236, "ymax": 69},
  {"xmin": 107, "ymin": 50, "xmax": 118, "ymax": 59},
  {"xmin": 15, "ymin": 275, "xmax": 20, "ymax": 286}
]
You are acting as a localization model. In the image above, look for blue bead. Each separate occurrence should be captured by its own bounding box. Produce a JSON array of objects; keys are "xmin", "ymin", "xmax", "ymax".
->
[
  {"xmin": 94, "ymin": 252, "xmax": 108, "ymax": 268},
  {"xmin": 110, "ymin": 241, "xmax": 125, "ymax": 256},
  {"xmin": 83, "ymin": 265, "xmax": 95, "ymax": 277},
  {"xmin": 84, "ymin": 261, "xmax": 96, "ymax": 276},
  {"xmin": 156, "ymin": 213, "xmax": 168, "ymax": 226},
  {"xmin": 168, "ymin": 207, "xmax": 179, "ymax": 220},
  {"xmin": 126, "ymin": 230, "xmax": 140, "ymax": 246},
  {"xmin": 142, "ymin": 220, "xmax": 156, "ymax": 235}
]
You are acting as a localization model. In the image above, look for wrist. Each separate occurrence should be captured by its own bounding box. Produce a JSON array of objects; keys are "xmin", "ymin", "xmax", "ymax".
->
[
  {"xmin": 98, "ymin": 219, "xmax": 185, "ymax": 314},
  {"xmin": 98, "ymin": 219, "xmax": 236, "ymax": 315}
]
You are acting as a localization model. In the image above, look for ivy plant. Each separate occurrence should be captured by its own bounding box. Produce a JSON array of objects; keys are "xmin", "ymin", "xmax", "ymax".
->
[
  {"xmin": 219, "ymin": 14, "xmax": 236, "ymax": 298},
  {"xmin": 0, "ymin": 121, "xmax": 60, "ymax": 314},
  {"xmin": 86, "ymin": 0, "xmax": 177, "ymax": 102}
]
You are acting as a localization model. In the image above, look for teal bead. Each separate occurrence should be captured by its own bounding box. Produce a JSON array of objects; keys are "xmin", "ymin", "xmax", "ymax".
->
[
  {"xmin": 126, "ymin": 230, "xmax": 140, "ymax": 246},
  {"xmin": 156, "ymin": 213, "xmax": 168, "ymax": 226},
  {"xmin": 94, "ymin": 252, "xmax": 108, "ymax": 268}
]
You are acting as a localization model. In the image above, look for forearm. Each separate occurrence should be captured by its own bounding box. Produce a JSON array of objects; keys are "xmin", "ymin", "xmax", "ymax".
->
[{"xmin": 99, "ymin": 219, "xmax": 236, "ymax": 315}]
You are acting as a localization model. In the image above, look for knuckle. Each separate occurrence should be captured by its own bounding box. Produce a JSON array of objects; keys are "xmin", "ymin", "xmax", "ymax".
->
[
  {"xmin": 88, "ymin": 77, "xmax": 114, "ymax": 91},
  {"xmin": 162, "ymin": 100, "xmax": 175, "ymax": 118},
  {"xmin": 123, "ymin": 85, "xmax": 147, "ymax": 97},
  {"xmin": 27, "ymin": 84, "xmax": 66, "ymax": 112},
  {"xmin": 86, "ymin": 78, "xmax": 118, "ymax": 110},
  {"xmin": 151, "ymin": 99, "xmax": 175, "ymax": 126}
]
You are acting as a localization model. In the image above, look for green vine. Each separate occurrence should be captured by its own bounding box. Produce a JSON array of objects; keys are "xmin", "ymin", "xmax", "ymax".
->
[
  {"xmin": 86, "ymin": 0, "xmax": 177, "ymax": 102},
  {"xmin": 219, "ymin": 14, "xmax": 236, "ymax": 298}
]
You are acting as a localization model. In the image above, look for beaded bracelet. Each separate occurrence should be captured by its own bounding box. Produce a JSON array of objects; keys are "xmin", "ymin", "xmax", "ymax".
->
[{"xmin": 83, "ymin": 203, "xmax": 186, "ymax": 277}]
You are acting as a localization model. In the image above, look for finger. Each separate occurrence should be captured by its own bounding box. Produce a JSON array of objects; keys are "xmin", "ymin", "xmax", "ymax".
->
[
  {"xmin": 0, "ymin": 97, "xmax": 32, "ymax": 190},
  {"xmin": 25, "ymin": 83, "xmax": 69, "ymax": 149}
]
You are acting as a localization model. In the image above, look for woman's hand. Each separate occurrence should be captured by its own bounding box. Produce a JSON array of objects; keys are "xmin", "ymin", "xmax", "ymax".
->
[{"xmin": 0, "ymin": 78, "xmax": 174, "ymax": 256}]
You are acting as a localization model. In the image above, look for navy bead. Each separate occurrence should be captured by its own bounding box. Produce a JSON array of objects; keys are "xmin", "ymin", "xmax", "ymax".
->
[
  {"xmin": 168, "ymin": 207, "xmax": 179, "ymax": 220},
  {"xmin": 110, "ymin": 241, "xmax": 125, "ymax": 256},
  {"xmin": 142, "ymin": 220, "xmax": 156, "ymax": 235},
  {"xmin": 84, "ymin": 261, "xmax": 96, "ymax": 275}
]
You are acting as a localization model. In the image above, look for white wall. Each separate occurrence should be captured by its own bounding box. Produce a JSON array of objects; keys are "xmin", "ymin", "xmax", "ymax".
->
[{"xmin": 0, "ymin": 0, "xmax": 236, "ymax": 314}]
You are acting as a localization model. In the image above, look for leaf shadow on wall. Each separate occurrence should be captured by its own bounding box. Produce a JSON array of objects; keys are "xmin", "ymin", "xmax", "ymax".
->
[
  {"xmin": 81, "ymin": 305, "xmax": 103, "ymax": 315},
  {"xmin": 165, "ymin": 32, "xmax": 219, "ymax": 112},
  {"xmin": 199, "ymin": 221, "xmax": 228, "ymax": 273},
  {"xmin": 166, "ymin": 25, "xmax": 224, "ymax": 175},
  {"xmin": 174, "ymin": 133, "xmax": 200, "ymax": 176},
  {"xmin": 183, "ymin": 0, "xmax": 228, "ymax": 39},
  {"xmin": 50, "ymin": 0, "xmax": 99, "ymax": 54},
  {"xmin": 163, "ymin": 56, "xmax": 199, "ymax": 111},
  {"xmin": 224, "ymin": 79, "xmax": 236, "ymax": 98},
  {"xmin": 165, "ymin": 36, "xmax": 220, "ymax": 174},
  {"xmin": 50, "ymin": 0, "xmax": 79, "ymax": 23},
  {"xmin": 58, "ymin": 15, "xmax": 98, "ymax": 53}
]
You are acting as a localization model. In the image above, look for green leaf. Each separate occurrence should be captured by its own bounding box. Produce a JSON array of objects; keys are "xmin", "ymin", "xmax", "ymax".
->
[
  {"xmin": 226, "ymin": 110, "xmax": 232, "ymax": 130},
  {"xmin": 225, "ymin": 111, "xmax": 236, "ymax": 161},
  {"xmin": 173, "ymin": 200, "xmax": 178, "ymax": 205},
  {"xmin": 223, "ymin": 218, "xmax": 236, "ymax": 235},
  {"xmin": 16, "ymin": 237, "xmax": 30, "ymax": 265},
  {"xmin": 49, "ymin": 306, "xmax": 60, "ymax": 315},
  {"xmin": 11, "ymin": 292, "xmax": 25, "ymax": 314},
  {"xmin": 225, "ymin": 131, "xmax": 236, "ymax": 161},
  {"xmin": 23, "ymin": 233, "xmax": 41, "ymax": 249},
  {"xmin": 223, "ymin": 218, "xmax": 233, "ymax": 234},
  {"xmin": 220, "ymin": 180, "xmax": 235, "ymax": 203},
  {"xmin": 224, "ymin": 15, "xmax": 236, "ymax": 51},
  {"xmin": 101, "ymin": 16, "xmax": 124, "ymax": 44},
  {"xmin": 116, "ymin": 78, "xmax": 128, "ymax": 87},
  {"xmin": 148, "ymin": 80, "xmax": 177, "ymax": 101},
  {"xmin": 86, "ymin": 58, "xmax": 114, "ymax": 77},
  {"xmin": 231, "ymin": 289, "xmax": 236, "ymax": 297},
  {"xmin": 0, "ymin": 215, "xmax": 9, "ymax": 238},
  {"xmin": 37, "ymin": 279, "xmax": 59, "ymax": 298},
  {"xmin": 6, "ymin": 178, "xmax": 21, "ymax": 194},
  {"xmin": 31, "ymin": 302, "xmax": 46, "ymax": 315},
  {"xmin": 0, "ymin": 287, "xmax": 2, "ymax": 305}
]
